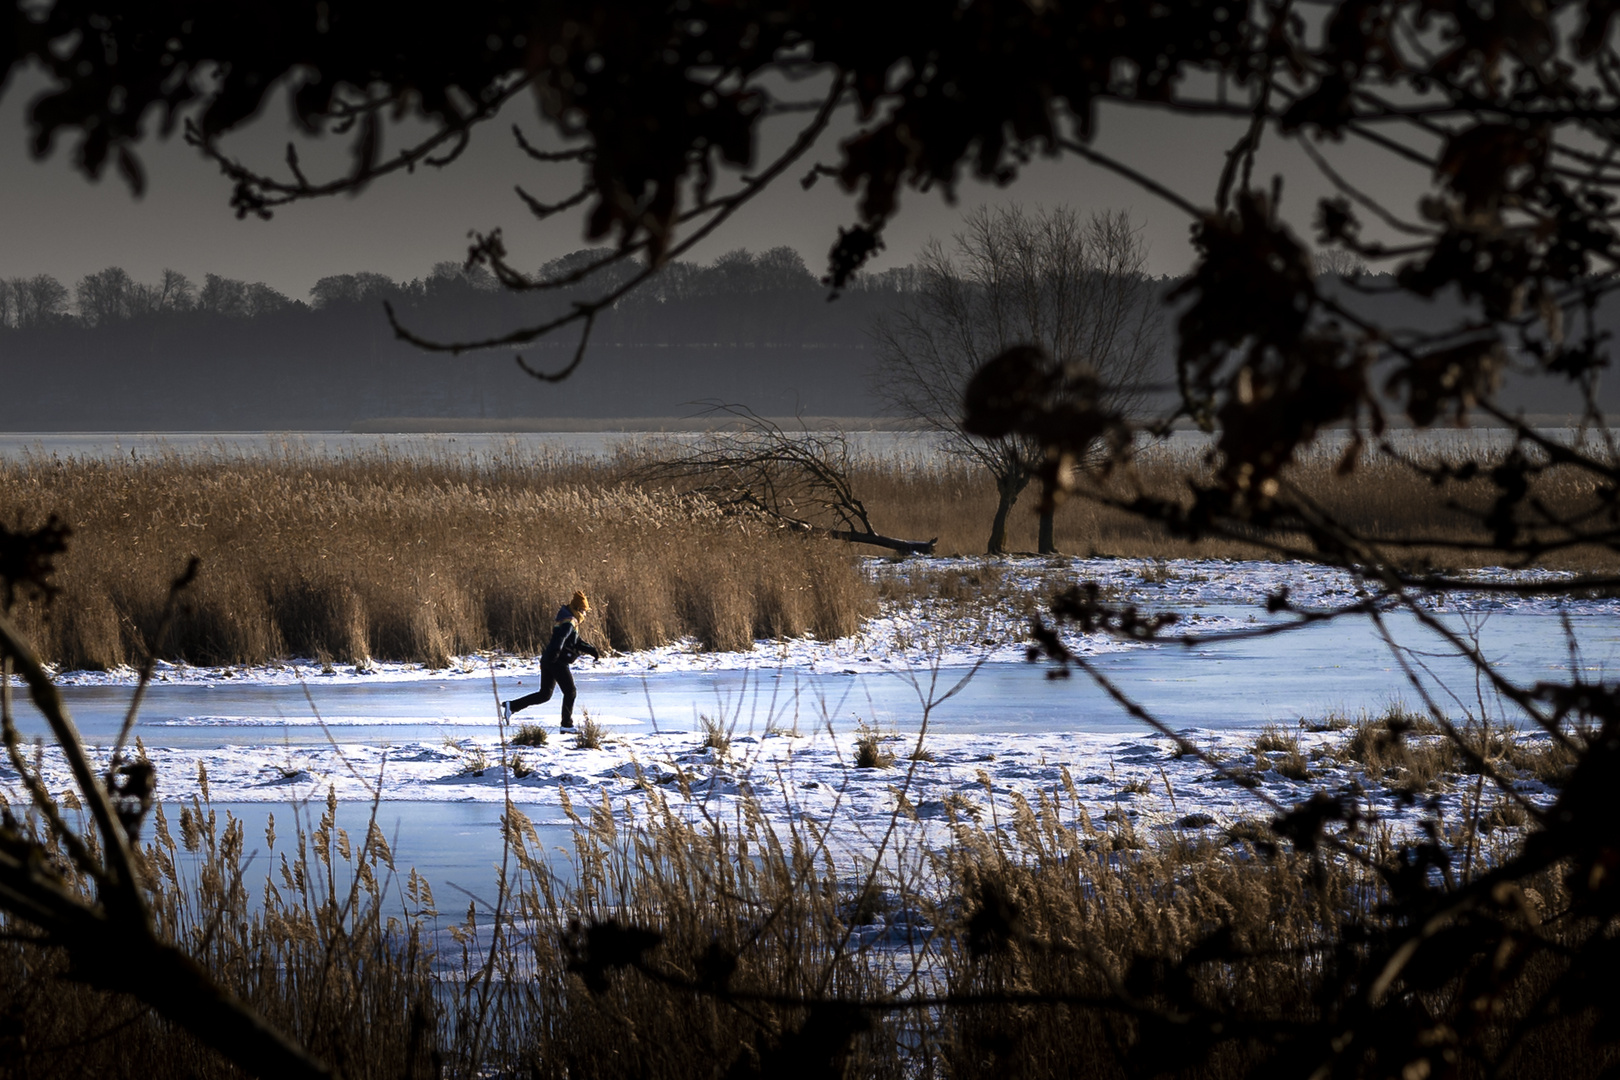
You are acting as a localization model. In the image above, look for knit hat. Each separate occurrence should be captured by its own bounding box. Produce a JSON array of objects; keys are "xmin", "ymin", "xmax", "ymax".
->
[{"xmin": 568, "ymin": 590, "xmax": 591, "ymax": 617}]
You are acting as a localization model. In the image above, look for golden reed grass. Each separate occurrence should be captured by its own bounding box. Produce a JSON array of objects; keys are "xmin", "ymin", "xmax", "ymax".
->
[
  {"xmin": 1, "ymin": 744, "xmax": 1605, "ymax": 1079},
  {"xmin": 0, "ymin": 448, "xmax": 872, "ymax": 671},
  {"xmin": 3, "ymin": 436, "xmax": 1612, "ymax": 670},
  {"xmin": 857, "ymin": 439, "xmax": 1620, "ymax": 567}
]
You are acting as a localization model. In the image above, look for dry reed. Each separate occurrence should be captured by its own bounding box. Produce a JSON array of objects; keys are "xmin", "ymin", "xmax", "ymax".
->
[
  {"xmin": 0, "ymin": 449, "xmax": 874, "ymax": 671},
  {"xmin": 0, "ymin": 785, "xmax": 441, "ymax": 1079},
  {"xmin": 853, "ymin": 726, "xmax": 896, "ymax": 769},
  {"xmin": 857, "ymin": 438, "xmax": 1620, "ymax": 566},
  {"xmin": 1, "ymin": 733, "xmax": 1610, "ymax": 1079},
  {"xmin": 511, "ymin": 723, "xmax": 548, "ymax": 748},
  {"xmin": 696, "ymin": 714, "xmax": 732, "ymax": 755},
  {"xmin": 5, "ymin": 437, "xmax": 1612, "ymax": 671},
  {"xmin": 1081, "ymin": 440, "xmax": 1620, "ymax": 569},
  {"xmin": 570, "ymin": 712, "xmax": 607, "ymax": 750}
]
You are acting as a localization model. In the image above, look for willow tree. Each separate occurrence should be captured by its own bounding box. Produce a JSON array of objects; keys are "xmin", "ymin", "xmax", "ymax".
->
[{"xmin": 872, "ymin": 205, "xmax": 1159, "ymax": 554}]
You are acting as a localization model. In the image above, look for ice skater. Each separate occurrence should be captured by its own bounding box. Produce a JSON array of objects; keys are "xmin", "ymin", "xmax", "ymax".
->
[{"xmin": 501, "ymin": 590, "xmax": 602, "ymax": 729}]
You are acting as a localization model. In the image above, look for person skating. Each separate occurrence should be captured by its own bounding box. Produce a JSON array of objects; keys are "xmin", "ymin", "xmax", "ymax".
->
[{"xmin": 500, "ymin": 591, "xmax": 602, "ymax": 729}]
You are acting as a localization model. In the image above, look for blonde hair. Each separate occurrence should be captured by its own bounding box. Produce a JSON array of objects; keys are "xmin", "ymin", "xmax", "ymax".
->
[{"xmin": 568, "ymin": 590, "xmax": 591, "ymax": 617}]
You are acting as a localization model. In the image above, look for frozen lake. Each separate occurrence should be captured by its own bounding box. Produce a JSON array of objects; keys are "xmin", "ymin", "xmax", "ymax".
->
[
  {"xmin": 8, "ymin": 571, "xmax": 1615, "ymax": 903},
  {"xmin": 0, "ymin": 429, "xmax": 952, "ymax": 464},
  {"xmin": 17, "ymin": 607, "xmax": 1618, "ymax": 749},
  {"xmin": 2, "ymin": 426, "xmax": 1608, "ymax": 467}
]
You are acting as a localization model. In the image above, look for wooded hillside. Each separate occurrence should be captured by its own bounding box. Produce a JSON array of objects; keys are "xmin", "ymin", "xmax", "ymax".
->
[
  {"xmin": 0, "ymin": 248, "xmax": 914, "ymax": 428},
  {"xmin": 3, "ymin": 251, "xmax": 1612, "ymax": 429}
]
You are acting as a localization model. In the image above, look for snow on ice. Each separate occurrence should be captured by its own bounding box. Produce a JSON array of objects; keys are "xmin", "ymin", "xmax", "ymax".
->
[{"xmin": 4, "ymin": 557, "xmax": 1601, "ymax": 865}]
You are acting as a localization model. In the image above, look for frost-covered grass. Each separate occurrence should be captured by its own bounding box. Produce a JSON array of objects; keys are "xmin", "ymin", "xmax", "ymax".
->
[
  {"xmin": 5, "ymin": 550, "xmax": 1611, "ymax": 1075},
  {"xmin": 1, "ymin": 714, "xmax": 1594, "ymax": 1079}
]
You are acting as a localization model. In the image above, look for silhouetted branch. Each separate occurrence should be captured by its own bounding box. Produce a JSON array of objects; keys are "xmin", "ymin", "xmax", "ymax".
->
[
  {"xmin": 184, "ymin": 76, "xmax": 533, "ymax": 221},
  {"xmin": 638, "ymin": 404, "xmax": 936, "ymax": 555},
  {"xmin": 384, "ymin": 76, "xmax": 849, "ymax": 361}
]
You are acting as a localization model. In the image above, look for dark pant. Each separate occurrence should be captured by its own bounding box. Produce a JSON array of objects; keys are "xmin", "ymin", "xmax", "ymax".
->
[{"xmin": 509, "ymin": 663, "xmax": 576, "ymax": 724}]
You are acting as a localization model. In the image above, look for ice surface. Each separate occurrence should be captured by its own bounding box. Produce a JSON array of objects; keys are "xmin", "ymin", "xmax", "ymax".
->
[
  {"xmin": 3, "ymin": 556, "xmax": 1605, "ymax": 890},
  {"xmin": 36, "ymin": 555, "xmax": 1616, "ymax": 690}
]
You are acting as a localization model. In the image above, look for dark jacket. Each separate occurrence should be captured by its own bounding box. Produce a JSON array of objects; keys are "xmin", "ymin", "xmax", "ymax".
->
[{"xmin": 541, "ymin": 605, "xmax": 601, "ymax": 667}]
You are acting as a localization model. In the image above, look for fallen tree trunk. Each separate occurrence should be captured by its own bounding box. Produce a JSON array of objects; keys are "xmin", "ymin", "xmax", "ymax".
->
[
  {"xmin": 813, "ymin": 524, "xmax": 936, "ymax": 556},
  {"xmin": 636, "ymin": 404, "xmax": 938, "ymax": 557}
]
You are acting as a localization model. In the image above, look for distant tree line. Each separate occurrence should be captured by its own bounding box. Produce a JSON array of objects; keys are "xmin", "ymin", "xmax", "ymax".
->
[
  {"xmin": 0, "ymin": 247, "xmax": 935, "ymax": 428},
  {"xmin": 1, "ymin": 242, "xmax": 1610, "ymax": 430},
  {"xmin": 0, "ymin": 245, "xmax": 917, "ymax": 335},
  {"xmin": 1, "ymin": 267, "xmax": 298, "ymax": 330}
]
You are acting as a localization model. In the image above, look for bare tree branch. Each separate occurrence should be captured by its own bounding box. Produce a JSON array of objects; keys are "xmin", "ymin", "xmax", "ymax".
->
[
  {"xmin": 873, "ymin": 205, "xmax": 1162, "ymax": 554},
  {"xmin": 637, "ymin": 404, "xmax": 936, "ymax": 555}
]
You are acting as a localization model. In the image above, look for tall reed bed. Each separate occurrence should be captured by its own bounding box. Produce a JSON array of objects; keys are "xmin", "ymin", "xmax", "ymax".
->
[
  {"xmin": 0, "ymin": 784, "xmax": 441, "ymax": 1079},
  {"xmin": 848, "ymin": 438, "xmax": 1620, "ymax": 567},
  {"xmin": 3, "ymin": 435, "xmax": 1613, "ymax": 671},
  {"xmin": 0, "ymin": 448, "xmax": 872, "ymax": 670}
]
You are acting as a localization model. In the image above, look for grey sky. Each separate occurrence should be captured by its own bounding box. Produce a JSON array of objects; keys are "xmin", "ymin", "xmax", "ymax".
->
[{"xmin": 1, "ymin": 65, "xmax": 1430, "ymax": 300}]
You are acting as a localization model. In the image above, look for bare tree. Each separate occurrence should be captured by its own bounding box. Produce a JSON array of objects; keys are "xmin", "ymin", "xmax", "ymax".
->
[
  {"xmin": 76, "ymin": 267, "xmax": 199, "ymax": 324},
  {"xmin": 198, "ymin": 273, "xmax": 296, "ymax": 317},
  {"xmin": 75, "ymin": 266, "xmax": 137, "ymax": 325},
  {"xmin": 309, "ymin": 272, "xmax": 395, "ymax": 309},
  {"xmin": 1312, "ymin": 248, "xmax": 1367, "ymax": 278},
  {"xmin": 4, "ymin": 275, "xmax": 70, "ymax": 329},
  {"xmin": 153, "ymin": 269, "xmax": 197, "ymax": 313},
  {"xmin": 639, "ymin": 405, "xmax": 936, "ymax": 556},
  {"xmin": 873, "ymin": 206, "xmax": 1160, "ymax": 554}
]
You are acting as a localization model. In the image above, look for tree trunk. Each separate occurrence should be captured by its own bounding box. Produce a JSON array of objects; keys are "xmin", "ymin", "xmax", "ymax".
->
[
  {"xmin": 987, "ymin": 468, "xmax": 1035, "ymax": 554},
  {"xmin": 780, "ymin": 519, "xmax": 935, "ymax": 555},
  {"xmin": 987, "ymin": 480, "xmax": 1021, "ymax": 555},
  {"xmin": 821, "ymin": 527, "xmax": 937, "ymax": 556},
  {"xmin": 1038, "ymin": 506, "xmax": 1056, "ymax": 554}
]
